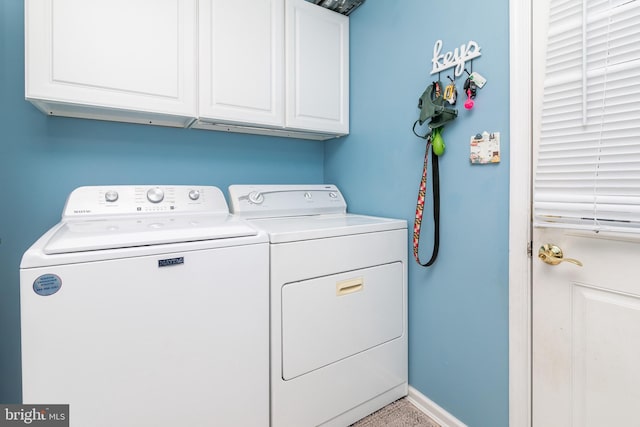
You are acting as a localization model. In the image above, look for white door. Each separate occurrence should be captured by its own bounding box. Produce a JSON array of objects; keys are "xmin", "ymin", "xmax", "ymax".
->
[{"xmin": 532, "ymin": 1, "xmax": 640, "ymax": 425}]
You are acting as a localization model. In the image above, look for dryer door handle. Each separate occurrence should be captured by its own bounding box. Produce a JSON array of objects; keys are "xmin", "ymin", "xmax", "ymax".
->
[{"xmin": 336, "ymin": 277, "xmax": 364, "ymax": 296}]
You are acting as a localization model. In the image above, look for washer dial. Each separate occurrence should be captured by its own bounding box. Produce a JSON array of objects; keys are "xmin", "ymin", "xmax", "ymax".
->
[
  {"xmin": 104, "ymin": 190, "xmax": 119, "ymax": 203},
  {"xmin": 146, "ymin": 187, "xmax": 165, "ymax": 204},
  {"xmin": 248, "ymin": 191, "xmax": 264, "ymax": 204}
]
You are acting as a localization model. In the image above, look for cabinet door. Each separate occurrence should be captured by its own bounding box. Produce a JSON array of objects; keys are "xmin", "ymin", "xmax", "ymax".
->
[
  {"xmin": 285, "ymin": 0, "xmax": 349, "ymax": 135},
  {"xmin": 198, "ymin": 0, "xmax": 284, "ymax": 127},
  {"xmin": 25, "ymin": 0, "xmax": 197, "ymax": 126}
]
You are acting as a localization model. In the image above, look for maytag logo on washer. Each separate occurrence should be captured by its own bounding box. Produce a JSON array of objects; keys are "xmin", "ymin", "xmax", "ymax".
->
[
  {"xmin": 158, "ymin": 257, "xmax": 184, "ymax": 268},
  {"xmin": 0, "ymin": 404, "xmax": 68, "ymax": 426}
]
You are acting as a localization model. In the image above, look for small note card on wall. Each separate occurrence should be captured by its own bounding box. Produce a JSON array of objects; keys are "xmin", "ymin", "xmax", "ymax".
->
[{"xmin": 470, "ymin": 131, "xmax": 500, "ymax": 164}]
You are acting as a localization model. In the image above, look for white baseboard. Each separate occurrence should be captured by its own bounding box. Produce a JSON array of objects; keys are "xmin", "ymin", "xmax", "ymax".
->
[{"xmin": 407, "ymin": 386, "xmax": 468, "ymax": 427}]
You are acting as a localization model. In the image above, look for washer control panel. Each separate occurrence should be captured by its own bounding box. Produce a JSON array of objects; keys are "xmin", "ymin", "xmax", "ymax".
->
[
  {"xmin": 62, "ymin": 185, "xmax": 229, "ymax": 218},
  {"xmin": 228, "ymin": 185, "xmax": 347, "ymax": 218}
]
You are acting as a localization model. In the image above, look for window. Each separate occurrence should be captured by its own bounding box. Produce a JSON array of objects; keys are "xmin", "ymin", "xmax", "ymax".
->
[{"xmin": 534, "ymin": 0, "xmax": 640, "ymax": 232}]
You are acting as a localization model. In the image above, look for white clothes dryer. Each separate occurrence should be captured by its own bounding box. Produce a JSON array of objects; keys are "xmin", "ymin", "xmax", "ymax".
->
[
  {"xmin": 228, "ymin": 184, "xmax": 408, "ymax": 427},
  {"xmin": 20, "ymin": 185, "xmax": 269, "ymax": 427}
]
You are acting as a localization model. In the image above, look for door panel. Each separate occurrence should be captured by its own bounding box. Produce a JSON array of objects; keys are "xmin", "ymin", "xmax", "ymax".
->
[
  {"xmin": 25, "ymin": 0, "xmax": 197, "ymax": 117},
  {"xmin": 285, "ymin": 0, "xmax": 349, "ymax": 134},
  {"xmin": 532, "ymin": 229, "xmax": 640, "ymax": 426},
  {"xmin": 572, "ymin": 285, "xmax": 640, "ymax": 426},
  {"xmin": 198, "ymin": 0, "xmax": 284, "ymax": 126}
]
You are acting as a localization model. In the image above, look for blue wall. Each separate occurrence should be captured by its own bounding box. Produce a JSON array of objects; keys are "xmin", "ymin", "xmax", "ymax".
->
[
  {"xmin": 325, "ymin": 1, "xmax": 510, "ymax": 426},
  {"xmin": 2, "ymin": 1, "xmax": 510, "ymax": 425},
  {"xmin": 0, "ymin": 0, "xmax": 323, "ymax": 403}
]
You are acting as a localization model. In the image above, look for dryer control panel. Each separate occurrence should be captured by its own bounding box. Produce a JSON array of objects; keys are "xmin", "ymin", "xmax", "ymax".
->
[
  {"xmin": 228, "ymin": 185, "xmax": 347, "ymax": 218},
  {"xmin": 61, "ymin": 185, "xmax": 229, "ymax": 218}
]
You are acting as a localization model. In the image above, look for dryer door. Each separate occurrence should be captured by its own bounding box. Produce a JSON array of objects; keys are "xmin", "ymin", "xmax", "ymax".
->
[{"xmin": 281, "ymin": 262, "xmax": 403, "ymax": 380}]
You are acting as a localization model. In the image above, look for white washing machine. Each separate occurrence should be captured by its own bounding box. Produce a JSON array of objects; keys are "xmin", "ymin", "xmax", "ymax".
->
[
  {"xmin": 20, "ymin": 185, "xmax": 269, "ymax": 427},
  {"xmin": 228, "ymin": 184, "xmax": 408, "ymax": 427}
]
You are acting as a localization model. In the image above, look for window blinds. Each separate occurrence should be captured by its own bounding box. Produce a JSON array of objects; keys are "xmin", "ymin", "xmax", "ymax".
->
[{"xmin": 534, "ymin": 0, "xmax": 640, "ymax": 232}]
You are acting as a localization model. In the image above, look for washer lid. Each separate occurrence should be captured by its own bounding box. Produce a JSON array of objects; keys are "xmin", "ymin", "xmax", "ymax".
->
[
  {"xmin": 249, "ymin": 213, "xmax": 407, "ymax": 243},
  {"xmin": 43, "ymin": 214, "xmax": 258, "ymax": 254}
]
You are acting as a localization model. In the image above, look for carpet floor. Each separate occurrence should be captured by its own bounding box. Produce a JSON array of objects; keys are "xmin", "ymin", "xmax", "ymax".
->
[{"xmin": 349, "ymin": 398, "xmax": 441, "ymax": 427}]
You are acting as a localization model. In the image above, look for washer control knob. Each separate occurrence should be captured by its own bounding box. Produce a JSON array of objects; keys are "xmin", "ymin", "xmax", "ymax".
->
[
  {"xmin": 248, "ymin": 191, "xmax": 264, "ymax": 204},
  {"xmin": 104, "ymin": 190, "xmax": 119, "ymax": 203},
  {"xmin": 188, "ymin": 189, "xmax": 200, "ymax": 201},
  {"xmin": 304, "ymin": 192, "xmax": 312, "ymax": 200},
  {"xmin": 146, "ymin": 187, "xmax": 164, "ymax": 204},
  {"xmin": 329, "ymin": 192, "xmax": 338, "ymax": 199}
]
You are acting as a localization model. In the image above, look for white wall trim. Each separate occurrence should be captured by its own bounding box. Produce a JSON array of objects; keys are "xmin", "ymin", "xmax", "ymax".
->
[
  {"xmin": 509, "ymin": 0, "xmax": 533, "ymax": 426},
  {"xmin": 407, "ymin": 386, "xmax": 468, "ymax": 427}
]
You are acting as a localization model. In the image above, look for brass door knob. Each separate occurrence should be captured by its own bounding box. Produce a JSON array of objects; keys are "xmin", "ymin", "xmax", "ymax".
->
[{"xmin": 538, "ymin": 243, "xmax": 583, "ymax": 266}]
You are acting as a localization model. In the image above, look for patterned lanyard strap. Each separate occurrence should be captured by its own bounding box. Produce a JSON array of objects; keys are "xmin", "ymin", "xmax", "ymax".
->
[{"xmin": 413, "ymin": 136, "xmax": 440, "ymax": 266}]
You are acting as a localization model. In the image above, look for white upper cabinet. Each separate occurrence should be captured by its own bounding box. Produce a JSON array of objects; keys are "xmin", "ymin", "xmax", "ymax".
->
[
  {"xmin": 194, "ymin": 0, "xmax": 348, "ymax": 139},
  {"xmin": 285, "ymin": 0, "xmax": 349, "ymax": 135},
  {"xmin": 25, "ymin": 0, "xmax": 348, "ymax": 139},
  {"xmin": 25, "ymin": 0, "xmax": 197, "ymax": 127},
  {"xmin": 196, "ymin": 0, "xmax": 284, "ymax": 128}
]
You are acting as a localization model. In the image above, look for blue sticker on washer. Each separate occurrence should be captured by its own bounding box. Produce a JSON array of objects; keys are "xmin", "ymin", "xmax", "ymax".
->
[{"xmin": 33, "ymin": 274, "xmax": 62, "ymax": 296}]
